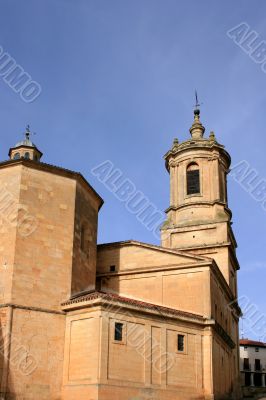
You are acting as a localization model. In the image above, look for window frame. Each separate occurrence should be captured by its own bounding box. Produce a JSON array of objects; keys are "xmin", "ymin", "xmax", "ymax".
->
[
  {"xmin": 176, "ymin": 332, "xmax": 188, "ymax": 355},
  {"xmin": 185, "ymin": 162, "xmax": 201, "ymax": 197},
  {"xmin": 112, "ymin": 320, "xmax": 126, "ymax": 345}
]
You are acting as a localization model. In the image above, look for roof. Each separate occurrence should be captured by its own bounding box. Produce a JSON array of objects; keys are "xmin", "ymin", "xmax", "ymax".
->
[
  {"xmin": 15, "ymin": 138, "xmax": 36, "ymax": 148},
  {"xmin": 96, "ymin": 240, "xmax": 240, "ymax": 305},
  {"xmin": 240, "ymin": 339, "xmax": 266, "ymax": 348},
  {"xmin": 62, "ymin": 290, "xmax": 206, "ymax": 322},
  {"xmin": 97, "ymin": 239, "xmax": 213, "ymax": 262}
]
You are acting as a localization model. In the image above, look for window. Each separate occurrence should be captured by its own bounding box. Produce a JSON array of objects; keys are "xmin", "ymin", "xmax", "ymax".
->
[
  {"xmin": 177, "ymin": 334, "xmax": 185, "ymax": 352},
  {"xmin": 13, "ymin": 153, "xmax": 20, "ymax": 160},
  {"xmin": 255, "ymin": 347, "xmax": 259, "ymax": 352},
  {"xmin": 110, "ymin": 265, "xmax": 116, "ymax": 272},
  {"xmin": 245, "ymin": 372, "xmax": 251, "ymax": 386},
  {"xmin": 114, "ymin": 322, "xmax": 123, "ymax": 341},
  {"xmin": 243, "ymin": 358, "xmax": 250, "ymax": 370},
  {"xmin": 187, "ymin": 163, "xmax": 200, "ymax": 195},
  {"xmin": 24, "ymin": 152, "xmax": 30, "ymax": 159},
  {"xmin": 255, "ymin": 359, "xmax": 261, "ymax": 371}
]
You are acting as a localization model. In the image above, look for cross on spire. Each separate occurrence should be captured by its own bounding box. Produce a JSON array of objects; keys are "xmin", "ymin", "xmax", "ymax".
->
[
  {"xmin": 25, "ymin": 124, "xmax": 30, "ymax": 140},
  {"xmin": 194, "ymin": 90, "xmax": 200, "ymax": 110},
  {"xmin": 24, "ymin": 125, "xmax": 36, "ymax": 141},
  {"xmin": 190, "ymin": 91, "xmax": 205, "ymax": 139}
]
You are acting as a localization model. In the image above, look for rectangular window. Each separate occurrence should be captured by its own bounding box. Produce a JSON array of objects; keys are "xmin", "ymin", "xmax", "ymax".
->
[
  {"xmin": 255, "ymin": 347, "xmax": 259, "ymax": 352},
  {"xmin": 114, "ymin": 322, "xmax": 123, "ymax": 341},
  {"xmin": 255, "ymin": 359, "xmax": 261, "ymax": 371},
  {"xmin": 177, "ymin": 334, "xmax": 185, "ymax": 352},
  {"xmin": 243, "ymin": 358, "xmax": 250, "ymax": 370},
  {"xmin": 187, "ymin": 170, "xmax": 200, "ymax": 195}
]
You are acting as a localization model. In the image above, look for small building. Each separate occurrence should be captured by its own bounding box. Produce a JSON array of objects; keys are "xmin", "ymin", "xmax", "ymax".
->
[{"xmin": 240, "ymin": 339, "xmax": 266, "ymax": 396}]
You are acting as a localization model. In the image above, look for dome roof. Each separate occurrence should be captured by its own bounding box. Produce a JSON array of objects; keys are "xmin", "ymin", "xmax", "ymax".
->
[
  {"xmin": 14, "ymin": 125, "xmax": 37, "ymax": 148},
  {"xmin": 15, "ymin": 138, "xmax": 36, "ymax": 148}
]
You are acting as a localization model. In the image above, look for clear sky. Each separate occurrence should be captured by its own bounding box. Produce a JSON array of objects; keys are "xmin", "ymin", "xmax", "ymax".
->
[{"xmin": 0, "ymin": 0, "xmax": 265, "ymax": 340}]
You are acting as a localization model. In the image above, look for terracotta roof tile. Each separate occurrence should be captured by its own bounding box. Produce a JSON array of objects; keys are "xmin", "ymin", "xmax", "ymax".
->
[
  {"xmin": 62, "ymin": 290, "xmax": 205, "ymax": 322},
  {"xmin": 239, "ymin": 339, "xmax": 266, "ymax": 347}
]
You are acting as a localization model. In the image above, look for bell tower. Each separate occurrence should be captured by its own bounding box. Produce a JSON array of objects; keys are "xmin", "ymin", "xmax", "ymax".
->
[{"xmin": 161, "ymin": 105, "xmax": 239, "ymax": 293}]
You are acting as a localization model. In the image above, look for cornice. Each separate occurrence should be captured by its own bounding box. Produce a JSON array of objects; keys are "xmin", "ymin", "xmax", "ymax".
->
[
  {"xmin": 165, "ymin": 200, "xmax": 232, "ymax": 218},
  {"xmin": 214, "ymin": 321, "xmax": 236, "ymax": 349},
  {"xmin": 96, "ymin": 259, "xmax": 213, "ymax": 278},
  {"xmin": 0, "ymin": 303, "xmax": 65, "ymax": 315},
  {"xmin": 0, "ymin": 159, "xmax": 104, "ymax": 210},
  {"xmin": 164, "ymin": 139, "xmax": 231, "ymax": 172}
]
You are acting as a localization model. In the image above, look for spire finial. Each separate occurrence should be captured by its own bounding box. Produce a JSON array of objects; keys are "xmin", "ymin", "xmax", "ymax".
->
[
  {"xmin": 209, "ymin": 131, "xmax": 216, "ymax": 142},
  {"xmin": 194, "ymin": 90, "xmax": 202, "ymax": 116},
  {"xmin": 194, "ymin": 90, "xmax": 200, "ymax": 110},
  {"xmin": 25, "ymin": 124, "xmax": 30, "ymax": 140},
  {"xmin": 24, "ymin": 125, "xmax": 36, "ymax": 142},
  {"xmin": 189, "ymin": 91, "xmax": 205, "ymax": 139}
]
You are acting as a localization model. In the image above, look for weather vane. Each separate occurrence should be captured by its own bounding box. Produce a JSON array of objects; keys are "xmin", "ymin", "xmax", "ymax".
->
[
  {"xmin": 194, "ymin": 90, "xmax": 202, "ymax": 110},
  {"xmin": 24, "ymin": 125, "xmax": 36, "ymax": 140}
]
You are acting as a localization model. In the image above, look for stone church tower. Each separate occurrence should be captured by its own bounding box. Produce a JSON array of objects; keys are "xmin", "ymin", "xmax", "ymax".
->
[
  {"xmin": 0, "ymin": 115, "xmax": 241, "ymax": 400},
  {"xmin": 161, "ymin": 107, "xmax": 238, "ymax": 293}
]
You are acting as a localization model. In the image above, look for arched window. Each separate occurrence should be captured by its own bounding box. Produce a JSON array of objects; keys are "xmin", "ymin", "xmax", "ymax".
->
[
  {"xmin": 24, "ymin": 152, "xmax": 30, "ymax": 159},
  {"xmin": 187, "ymin": 163, "xmax": 200, "ymax": 195},
  {"xmin": 13, "ymin": 153, "xmax": 20, "ymax": 160}
]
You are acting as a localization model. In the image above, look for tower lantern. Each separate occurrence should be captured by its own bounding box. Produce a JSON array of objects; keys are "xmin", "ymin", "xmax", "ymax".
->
[{"xmin": 8, "ymin": 125, "xmax": 43, "ymax": 161}]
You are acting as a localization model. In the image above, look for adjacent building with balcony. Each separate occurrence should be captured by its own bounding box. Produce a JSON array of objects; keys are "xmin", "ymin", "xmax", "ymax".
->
[{"xmin": 240, "ymin": 339, "xmax": 266, "ymax": 397}]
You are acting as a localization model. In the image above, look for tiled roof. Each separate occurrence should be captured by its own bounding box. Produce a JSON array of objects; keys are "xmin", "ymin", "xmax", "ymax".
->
[
  {"xmin": 240, "ymin": 339, "xmax": 266, "ymax": 348},
  {"xmin": 62, "ymin": 290, "xmax": 205, "ymax": 322}
]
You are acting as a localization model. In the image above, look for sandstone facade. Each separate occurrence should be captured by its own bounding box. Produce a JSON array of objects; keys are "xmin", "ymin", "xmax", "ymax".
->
[{"xmin": 0, "ymin": 116, "xmax": 242, "ymax": 399}]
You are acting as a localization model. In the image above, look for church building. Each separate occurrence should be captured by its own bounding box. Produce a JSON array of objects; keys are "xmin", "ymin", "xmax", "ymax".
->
[{"xmin": 0, "ymin": 109, "xmax": 241, "ymax": 399}]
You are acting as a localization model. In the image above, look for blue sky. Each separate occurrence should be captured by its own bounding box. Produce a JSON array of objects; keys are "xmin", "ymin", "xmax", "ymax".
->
[{"xmin": 0, "ymin": 0, "xmax": 265, "ymax": 340}]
